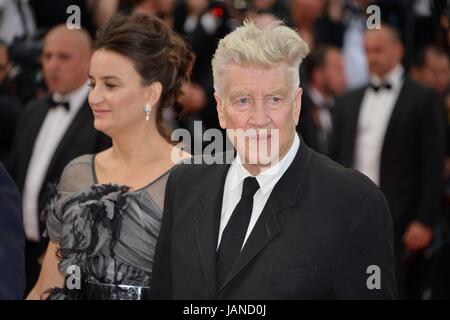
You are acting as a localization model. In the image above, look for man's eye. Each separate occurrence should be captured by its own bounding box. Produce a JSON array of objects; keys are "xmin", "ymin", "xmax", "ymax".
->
[
  {"xmin": 236, "ymin": 97, "xmax": 250, "ymax": 105},
  {"xmin": 41, "ymin": 54, "xmax": 52, "ymax": 61},
  {"xmin": 88, "ymin": 82, "xmax": 95, "ymax": 89},
  {"xmin": 271, "ymin": 96, "xmax": 282, "ymax": 103},
  {"xmin": 105, "ymin": 83, "xmax": 117, "ymax": 88}
]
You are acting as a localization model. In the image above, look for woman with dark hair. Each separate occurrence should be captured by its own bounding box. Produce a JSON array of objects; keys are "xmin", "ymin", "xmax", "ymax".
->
[{"xmin": 27, "ymin": 13, "xmax": 194, "ymax": 300}]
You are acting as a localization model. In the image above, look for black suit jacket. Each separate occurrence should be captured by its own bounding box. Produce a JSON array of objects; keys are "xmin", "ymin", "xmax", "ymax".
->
[
  {"xmin": 331, "ymin": 77, "xmax": 446, "ymax": 236},
  {"xmin": 298, "ymin": 90, "xmax": 319, "ymax": 150},
  {"xmin": 7, "ymin": 96, "xmax": 111, "ymax": 232},
  {"xmin": 151, "ymin": 140, "xmax": 397, "ymax": 299},
  {"xmin": 0, "ymin": 165, "xmax": 25, "ymax": 299}
]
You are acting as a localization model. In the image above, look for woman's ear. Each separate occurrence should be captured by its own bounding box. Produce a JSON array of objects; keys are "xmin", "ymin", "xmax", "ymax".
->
[{"xmin": 147, "ymin": 82, "xmax": 163, "ymax": 106}]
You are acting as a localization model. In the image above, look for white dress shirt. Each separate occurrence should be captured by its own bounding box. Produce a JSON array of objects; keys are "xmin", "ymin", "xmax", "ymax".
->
[
  {"xmin": 308, "ymin": 86, "xmax": 333, "ymax": 134},
  {"xmin": 217, "ymin": 133, "xmax": 300, "ymax": 251},
  {"xmin": 22, "ymin": 82, "xmax": 90, "ymax": 241},
  {"xmin": 354, "ymin": 64, "xmax": 404, "ymax": 186}
]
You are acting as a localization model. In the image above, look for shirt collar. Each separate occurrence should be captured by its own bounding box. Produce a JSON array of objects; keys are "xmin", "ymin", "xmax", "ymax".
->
[
  {"xmin": 229, "ymin": 133, "xmax": 300, "ymax": 195},
  {"xmin": 52, "ymin": 80, "xmax": 90, "ymax": 113},
  {"xmin": 308, "ymin": 86, "xmax": 332, "ymax": 109},
  {"xmin": 370, "ymin": 64, "xmax": 404, "ymax": 89}
]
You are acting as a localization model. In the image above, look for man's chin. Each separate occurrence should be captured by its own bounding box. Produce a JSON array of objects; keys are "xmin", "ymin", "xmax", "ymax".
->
[{"xmin": 238, "ymin": 152, "xmax": 280, "ymax": 167}]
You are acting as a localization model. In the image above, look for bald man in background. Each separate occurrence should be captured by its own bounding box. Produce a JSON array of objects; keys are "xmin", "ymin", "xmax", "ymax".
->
[
  {"xmin": 7, "ymin": 25, "xmax": 111, "ymax": 295},
  {"xmin": 331, "ymin": 25, "xmax": 445, "ymax": 299}
]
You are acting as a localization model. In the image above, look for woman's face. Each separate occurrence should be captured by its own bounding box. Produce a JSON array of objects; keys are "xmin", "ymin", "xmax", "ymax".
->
[{"xmin": 88, "ymin": 49, "xmax": 154, "ymax": 136}]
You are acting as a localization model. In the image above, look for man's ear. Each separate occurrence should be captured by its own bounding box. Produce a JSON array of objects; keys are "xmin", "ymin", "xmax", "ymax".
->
[
  {"xmin": 215, "ymin": 93, "xmax": 227, "ymax": 129},
  {"xmin": 294, "ymin": 87, "xmax": 302, "ymax": 126},
  {"xmin": 396, "ymin": 42, "xmax": 405, "ymax": 62},
  {"xmin": 83, "ymin": 52, "xmax": 92, "ymax": 74},
  {"xmin": 148, "ymin": 82, "xmax": 163, "ymax": 106}
]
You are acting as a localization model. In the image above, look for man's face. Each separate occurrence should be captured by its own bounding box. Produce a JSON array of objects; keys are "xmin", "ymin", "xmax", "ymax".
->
[
  {"xmin": 364, "ymin": 30, "xmax": 403, "ymax": 78},
  {"xmin": 215, "ymin": 63, "xmax": 301, "ymax": 170},
  {"xmin": 423, "ymin": 51, "xmax": 450, "ymax": 95},
  {"xmin": 321, "ymin": 49, "xmax": 347, "ymax": 96},
  {"xmin": 42, "ymin": 32, "xmax": 90, "ymax": 95}
]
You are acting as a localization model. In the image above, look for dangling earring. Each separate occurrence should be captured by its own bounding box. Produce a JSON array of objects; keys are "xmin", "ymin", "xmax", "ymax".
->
[{"xmin": 144, "ymin": 103, "xmax": 152, "ymax": 121}]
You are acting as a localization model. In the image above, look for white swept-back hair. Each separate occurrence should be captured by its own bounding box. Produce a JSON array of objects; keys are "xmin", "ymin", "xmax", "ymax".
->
[{"xmin": 212, "ymin": 19, "xmax": 310, "ymax": 97}]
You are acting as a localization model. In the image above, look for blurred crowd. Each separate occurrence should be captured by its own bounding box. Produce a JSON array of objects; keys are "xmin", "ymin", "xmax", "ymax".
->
[{"xmin": 0, "ymin": 0, "xmax": 449, "ymax": 299}]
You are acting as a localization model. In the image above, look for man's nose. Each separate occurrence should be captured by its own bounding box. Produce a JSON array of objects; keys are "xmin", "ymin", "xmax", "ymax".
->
[
  {"xmin": 45, "ymin": 56, "xmax": 60, "ymax": 71},
  {"xmin": 249, "ymin": 99, "xmax": 270, "ymax": 127}
]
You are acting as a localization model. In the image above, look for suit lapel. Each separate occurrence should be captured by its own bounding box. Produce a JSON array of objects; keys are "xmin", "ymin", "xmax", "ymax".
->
[
  {"xmin": 381, "ymin": 78, "xmax": 411, "ymax": 154},
  {"xmin": 19, "ymin": 101, "xmax": 50, "ymax": 188},
  {"xmin": 217, "ymin": 140, "xmax": 312, "ymax": 294},
  {"xmin": 346, "ymin": 88, "xmax": 366, "ymax": 166},
  {"xmin": 195, "ymin": 160, "xmax": 231, "ymax": 298},
  {"xmin": 45, "ymin": 99, "xmax": 91, "ymax": 182}
]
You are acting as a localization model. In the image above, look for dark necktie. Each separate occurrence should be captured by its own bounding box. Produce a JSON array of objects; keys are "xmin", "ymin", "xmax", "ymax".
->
[
  {"xmin": 369, "ymin": 82, "xmax": 392, "ymax": 92},
  {"xmin": 49, "ymin": 97, "xmax": 70, "ymax": 111},
  {"xmin": 216, "ymin": 176, "xmax": 260, "ymax": 288}
]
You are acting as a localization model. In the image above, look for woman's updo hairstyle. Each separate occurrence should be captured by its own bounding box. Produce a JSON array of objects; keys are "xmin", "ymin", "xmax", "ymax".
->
[{"xmin": 94, "ymin": 13, "xmax": 195, "ymax": 140}]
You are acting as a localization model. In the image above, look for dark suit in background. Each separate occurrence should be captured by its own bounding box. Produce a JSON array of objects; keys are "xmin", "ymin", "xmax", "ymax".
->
[
  {"xmin": 331, "ymin": 77, "xmax": 446, "ymax": 297},
  {"xmin": 298, "ymin": 91, "xmax": 321, "ymax": 151},
  {"xmin": 332, "ymin": 77, "xmax": 445, "ymax": 238},
  {"xmin": 298, "ymin": 90, "xmax": 333, "ymax": 155},
  {"xmin": 0, "ymin": 165, "xmax": 25, "ymax": 299},
  {"xmin": 7, "ymin": 96, "xmax": 111, "ymax": 294},
  {"xmin": 297, "ymin": 45, "xmax": 347, "ymax": 156},
  {"xmin": 151, "ymin": 141, "xmax": 398, "ymax": 299}
]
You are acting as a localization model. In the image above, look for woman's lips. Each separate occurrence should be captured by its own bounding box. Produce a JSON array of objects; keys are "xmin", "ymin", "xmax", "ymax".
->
[{"xmin": 93, "ymin": 109, "xmax": 111, "ymax": 117}]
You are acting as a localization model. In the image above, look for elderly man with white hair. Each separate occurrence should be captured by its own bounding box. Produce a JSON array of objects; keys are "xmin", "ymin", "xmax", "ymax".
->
[{"xmin": 151, "ymin": 19, "xmax": 397, "ymax": 299}]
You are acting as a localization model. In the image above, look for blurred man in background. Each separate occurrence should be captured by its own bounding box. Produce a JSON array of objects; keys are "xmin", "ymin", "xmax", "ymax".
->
[
  {"xmin": 7, "ymin": 25, "xmax": 111, "ymax": 295},
  {"xmin": 410, "ymin": 44, "xmax": 450, "ymax": 299},
  {"xmin": 331, "ymin": 24, "xmax": 445, "ymax": 299},
  {"xmin": 298, "ymin": 45, "xmax": 346, "ymax": 155}
]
